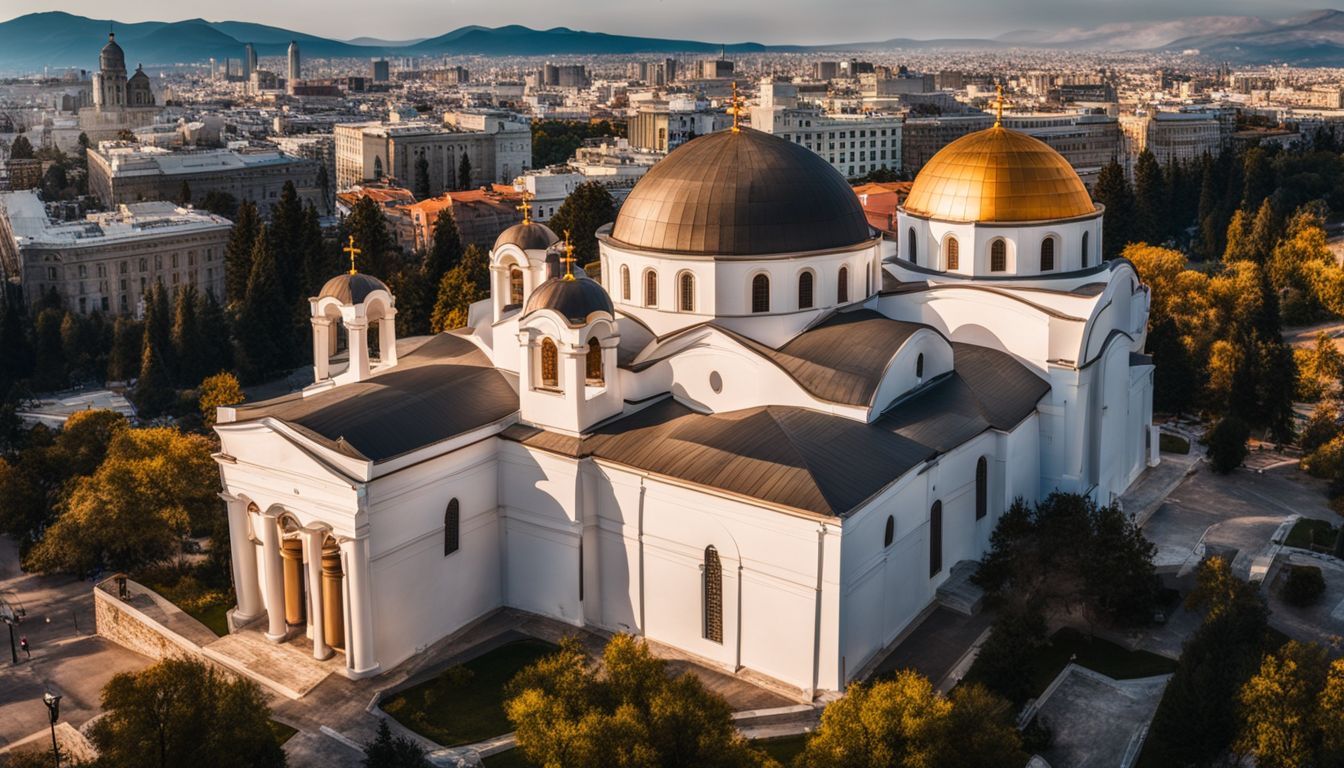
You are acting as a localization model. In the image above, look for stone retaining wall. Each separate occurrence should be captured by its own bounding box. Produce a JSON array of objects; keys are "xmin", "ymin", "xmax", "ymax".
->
[{"xmin": 93, "ymin": 579, "xmax": 205, "ymax": 662}]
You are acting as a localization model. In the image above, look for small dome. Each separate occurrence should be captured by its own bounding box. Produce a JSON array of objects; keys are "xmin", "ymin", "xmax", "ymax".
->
[
  {"xmin": 494, "ymin": 221, "xmax": 560, "ymax": 252},
  {"xmin": 129, "ymin": 65, "xmax": 150, "ymax": 83},
  {"xmin": 903, "ymin": 125, "xmax": 1096, "ymax": 223},
  {"xmin": 318, "ymin": 273, "xmax": 389, "ymax": 304},
  {"xmin": 523, "ymin": 275, "xmax": 613, "ymax": 326},
  {"xmin": 100, "ymin": 33, "xmax": 126, "ymax": 72},
  {"xmin": 610, "ymin": 127, "xmax": 873, "ymax": 257}
]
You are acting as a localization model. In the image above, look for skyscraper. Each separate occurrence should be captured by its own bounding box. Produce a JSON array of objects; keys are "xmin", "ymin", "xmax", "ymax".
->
[
  {"xmin": 244, "ymin": 43, "xmax": 256, "ymax": 80},
  {"xmin": 287, "ymin": 40, "xmax": 301, "ymax": 95},
  {"xmin": 371, "ymin": 59, "xmax": 390, "ymax": 82}
]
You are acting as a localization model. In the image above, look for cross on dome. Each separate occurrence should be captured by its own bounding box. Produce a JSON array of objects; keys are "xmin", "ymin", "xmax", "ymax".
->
[
  {"xmin": 560, "ymin": 230, "xmax": 578, "ymax": 280},
  {"xmin": 343, "ymin": 235, "xmax": 361, "ymax": 275},
  {"xmin": 728, "ymin": 81, "xmax": 746, "ymax": 133},
  {"xmin": 516, "ymin": 193, "xmax": 533, "ymax": 225},
  {"xmin": 991, "ymin": 83, "xmax": 1005, "ymax": 127}
]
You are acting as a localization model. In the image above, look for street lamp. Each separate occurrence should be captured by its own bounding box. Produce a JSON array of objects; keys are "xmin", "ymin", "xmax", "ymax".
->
[
  {"xmin": 42, "ymin": 691, "xmax": 61, "ymax": 768},
  {"xmin": 1, "ymin": 594, "xmax": 25, "ymax": 665}
]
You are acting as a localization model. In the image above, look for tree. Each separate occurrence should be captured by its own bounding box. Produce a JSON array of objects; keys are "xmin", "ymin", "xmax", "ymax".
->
[
  {"xmin": 299, "ymin": 203, "xmax": 330, "ymax": 300},
  {"xmin": 457, "ymin": 152, "xmax": 472, "ymax": 191},
  {"xmin": 268, "ymin": 180, "xmax": 306, "ymax": 305},
  {"xmin": 1321, "ymin": 659, "xmax": 1344, "ymax": 765},
  {"xmin": 1206, "ymin": 415, "xmax": 1250, "ymax": 474},
  {"xmin": 52, "ymin": 408, "xmax": 127, "ymax": 479},
  {"xmin": 316, "ymin": 163, "xmax": 331, "ymax": 213},
  {"xmin": 89, "ymin": 657, "xmax": 285, "ymax": 768},
  {"xmin": 966, "ymin": 602, "xmax": 1048, "ymax": 705},
  {"xmin": 172, "ymin": 284, "xmax": 207, "ymax": 386},
  {"xmin": 25, "ymin": 426, "xmax": 218, "ymax": 574},
  {"xmin": 1095, "ymin": 159, "xmax": 1135, "ymax": 261},
  {"xmin": 225, "ymin": 200, "xmax": 261, "ymax": 304},
  {"xmin": 1242, "ymin": 146, "xmax": 1275, "ymax": 214},
  {"xmin": 424, "ymin": 208, "xmax": 464, "ymax": 282},
  {"xmin": 548, "ymin": 182, "xmax": 617, "ymax": 266},
  {"xmin": 9, "ymin": 133, "xmax": 33, "ymax": 159},
  {"xmin": 179, "ymin": 179, "xmax": 192, "ymax": 205},
  {"xmin": 198, "ymin": 372, "xmax": 244, "ymax": 427},
  {"xmin": 143, "ymin": 282, "xmax": 176, "ymax": 383},
  {"xmin": 107, "ymin": 316, "xmax": 142, "ymax": 382},
  {"xmin": 505, "ymin": 634, "xmax": 774, "ymax": 768},
  {"xmin": 1147, "ymin": 316, "xmax": 1198, "ymax": 416},
  {"xmin": 1133, "ymin": 150, "xmax": 1165, "ymax": 245},
  {"xmin": 361, "ymin": 719, "xmax": 430, "ymax": 768},
  {"xmin": 196, "ymin": 289, "xmax": 233, "ymax": 376},
  {"xmin": 342, "ymin": 195, "xmax": 400, "ymax": 280},
  {"xmin": 413, "ymin": 154, "xmax": 431, "ymax": 200},
  {"xmin": 133, "ymin": 336, "xmax": 175, "ymax": 417},
  {"xmin": 0, "ymin": 287, "xmax": 34, "ymax": 393},
  {"xmin": 32, "ymin": 307, "xmax": 68, "ymax": 391},
  {"xmin": 199, "ymin": 190, "xmax": 238, "ymax": 218},
  {"xmin": 234, "ymin": 227, "xmax": 296, "ymax": 384},
  {"xmin": 0, "ymin": 456, "xmax": 45, "ymax": 552},
  {"xmin": 1237, "ymin": 641, "xmax": 1330, "ymax": 768},
  {"xmin": 430, "ymin": 245, "xmax": 487, "ymax": 332}
]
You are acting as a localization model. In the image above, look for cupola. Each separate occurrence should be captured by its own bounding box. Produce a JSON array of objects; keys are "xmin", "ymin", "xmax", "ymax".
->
[{"xmin": 308, "ymin": 236, "xmax": 398, "ymax": 386}]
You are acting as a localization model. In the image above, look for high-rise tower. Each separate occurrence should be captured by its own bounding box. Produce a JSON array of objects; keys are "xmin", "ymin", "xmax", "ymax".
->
[{"xmin": 287, "ymin": 40, "xmax": 301, "ymax": 94}]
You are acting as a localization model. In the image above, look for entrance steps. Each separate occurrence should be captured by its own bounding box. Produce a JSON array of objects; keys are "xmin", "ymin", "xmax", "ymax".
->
[{"xmin": 935, "ymin": 560, "xmax": 984, "ymax": 617}]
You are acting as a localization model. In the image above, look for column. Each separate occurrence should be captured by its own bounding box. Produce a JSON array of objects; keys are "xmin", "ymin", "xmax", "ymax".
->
[
  {"xmin": 258, "ymin": 510, "xmax": 287, "ymax": 642},
  {"xmin": 345, "ymin": 318, "xmax": 371, "ymax": 381},
  {"xmin": 280, "ymin": 538, "xmax": 305, "ymax": 626},
  {"xmin": 378, "ymin": 313, "xmax": 397, "ymax": 367},
  {"xmin": 304, "ymin": 530, "xmax": 331, "ymax": 660},
  {"xmin": 311, "ymin": 317, "xmax": 332, "ymax": 381},
  {"xmin": 224, "ymin": 498, "xmax": 262, "ymax": 623},
  {"xmin": 340, "ymin": 537, "xmax": 379, "ymax": 677}
]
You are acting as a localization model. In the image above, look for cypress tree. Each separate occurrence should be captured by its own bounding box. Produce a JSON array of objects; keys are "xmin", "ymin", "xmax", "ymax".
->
[
  {"xmin": 1196, "ymin": 155, "xmax": 1221, "ymax": 260},
  {"xmin": 1147, "ymin": 316, "xmax": 1197, "ymax": 417},
  {"xmin": 106, "ymin": 316, "xmax": 142, "ymax": 382},
  {"xmin": 1133, "ymin": 150, "xmax": 1165, "ymax": 245},
  {"xmin": 1246, "ymin": 199, "xmax": 1278, "ymax": 266},
  {"xmin": 424, "ymin": 208, "xmax": 464, "ymax": 282},
  {"xmin": 196, "ymin": 289, "xmax": 233, "ymax": 377},
  {"xmin": 224, "ymin": 200, "xmax": 261, "ymax": 304},
  {"xmin": 299, "ymin": 202, "xmax": 330, "ymax": 299},
  {"xmin": 548, "ymin": 182, "xmax": 617, "ymax": 266},
  {"xmin": 179, "ymin": 180, "xmax": 192, "ymax": 205},
  {"xmin": 457, "ymin": 152, "xmax": 473, "ymax": 191},
  {"xmin": 0, "ymin": 287, "xmax": 34, "ymax": 392},
  {"xmin": 233, "ymin": 227, "xmax": 295, "ymax": 384},
  {"xmin": 1094, "ymin": 159, "xmax": 1134, "ymax": 262},
  {"xmin": 268, "ymin": 180, "xmax": 305, "ymax": 305},
  {"xmin": 343, "ymin": 195, "xmax": 399, "ymax": 280},
  {"xmin": 133, "ymin": 335, "xmax": 175, "ymax": 417},
  {"xmin": 414, "ymin": 154, "xmax": 431, "ymax": 200},
  {"xmin": 144, "ymin": 282, "xmax": 176, "ymax": 383},
  {"xmin": 1241, "ymin": 146, "xmax": 1274, "ymax": 213},
  {"xmin": 31, "ymin": 307, "xmax": 66, "ymax": 392},
  {"xmin": 9, "ymin": 134, "xmax": 33, "ymax": 160},
  {"xmin": 171, "ymin": 284, "xmax": 206, "ymax": 386}
]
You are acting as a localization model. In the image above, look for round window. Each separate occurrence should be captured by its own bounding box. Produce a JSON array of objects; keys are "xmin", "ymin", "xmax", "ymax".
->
[{"xmin": 709, "ymin": 371, "xmax": 723, "ymax": 394}]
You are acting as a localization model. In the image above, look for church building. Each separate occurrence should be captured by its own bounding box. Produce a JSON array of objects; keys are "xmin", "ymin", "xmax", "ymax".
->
[
  {"xmin": 213, "ymin": 110, "xmax": 1155, "ymax": 696},
  {"xmin": 78, "ymin": 32, "xmax": 162, "ymax": 143}
]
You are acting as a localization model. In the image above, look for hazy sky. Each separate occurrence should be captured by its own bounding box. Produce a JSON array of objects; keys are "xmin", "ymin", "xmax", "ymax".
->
[{"xmin": 2, "ymin": 0, "xmax": 1330, "ymax": 44}]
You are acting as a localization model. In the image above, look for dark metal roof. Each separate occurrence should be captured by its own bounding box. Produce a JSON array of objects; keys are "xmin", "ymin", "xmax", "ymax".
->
[
  {"xmin": 522, "ymin": 275, "xmax": 614, "ymax": 326},
  {"xmin": 721, "ymin": 309, "xmax": 924, "ymax": 407},
  {"xmin": 608, "ymin": 127, "xmax": 873, "ymax": 257},
  {"xmin": 318, "ymin": 272, "xmax": 389, "ymax": 305},
  {"xmin": 233, "ymin": 333, "xmax": 518, "ymax": 462},
  {"xmin": 506, "ymin": 343, "xmax": 1049, "ymax": 516},
  {"xmin": 494, "ymin": 221, "xmax": 560, "ymax": 252}
]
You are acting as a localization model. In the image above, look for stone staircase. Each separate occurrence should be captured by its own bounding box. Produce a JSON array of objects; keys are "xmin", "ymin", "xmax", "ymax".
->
[{"xmin": 935, "ymin": 560, "xmax": 984, "ymax": 617}]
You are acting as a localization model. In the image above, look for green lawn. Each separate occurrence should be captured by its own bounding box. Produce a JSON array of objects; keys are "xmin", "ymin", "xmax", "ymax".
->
[
  {"xmin": 382, "ymin": 638, "xmax": 559, "ymax": 747},
  {"xmin": 1159, "ymin": 432, "xmax": 1191, "ymax": 454},
  {"xmin": 968, "ymin": 627, "xmax": 1178, "ymax": 702},
  {"xmin": 482, "ymin": 748, "xmax": 534, "ymax": 768},
  {"xmin": 1284, "ymin": 518, "xmax": 1338, "ymax": 550},
  {"xmin": 482, "ymin": 734, "xmax": 810, "ymax": 768},
  {"xmin": 191, "ymin": 599, "xmax": 232, "ymax": 637},
  {"xmin": 269, "ymin": 720, "xmax": 298, "ymax": 745}
]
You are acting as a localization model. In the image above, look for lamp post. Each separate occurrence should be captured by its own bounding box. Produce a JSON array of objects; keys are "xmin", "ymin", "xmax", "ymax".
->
[
  {"xmin": 42, "ymin": 690, "xmax": 61, "ymax": 768},
  {"xmin": 1, "ymin": 594, "xmax": 24, "ymax": 665}
]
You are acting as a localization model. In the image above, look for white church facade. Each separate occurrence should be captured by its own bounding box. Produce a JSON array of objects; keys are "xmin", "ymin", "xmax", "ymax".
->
[{"xmin": 213, "ymin": 118, "xmax": 1156, "ymax": 696}]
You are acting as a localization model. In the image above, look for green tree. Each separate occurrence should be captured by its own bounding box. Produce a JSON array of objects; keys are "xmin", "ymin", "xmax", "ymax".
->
[
  {"xmin": 0, "ymin": 287, "xmax": 34, "ymax": 393},
  {"xmin": 52, "ymin": 408, "xmax": 128, "ymax": 479},
  {"xmin": 268, "ymin": 180, "xmax": 306, "ymax": 305},
  {"xmin": 1095, "ymin": 159, "xmax": 1135, "ymax": 261},
  {"xmin": 1147, "ymin": 315, "xmax": 1198, "ymax": 416},
  {"xmin": 196, "ymin": 289, "xmax": 233, "ymax": 375},
  {"xmin": 1242, "ymin": 146, "xmax": 1275, "ymax": 214},
  {"xmin": 225, "ymin": 200, "xmax": 261, "ymax": 304},
  {"xmin": 133, "ymin": 336, "xmax": 175, "ymax": 418},
  {"xmin": 342, "ymin": 195, "xmax": 400, "ymax": 280},
  {"xmin": 316, "ymin": 163, "xmax": 331, "ymax": 214},
  {"xmin": 179, "ymin": 179, "xmax": 192, "ymax": 205},
  {"xmin": 1133, "ymin": 149, "xmax": 1165, "ymax": 245},
  {"xmin": 299, "ymin": 203, "xmax": 330, "ymax": 300},
  {"xmin": 1236, "ymin": 641, "xmax": 1330, "ymax": 768},
  {"xmin": 548, "ymin": 182, "xmax": 617, "ymax": 266},
  {"xmin": 965, "ymin": 602, "xmax": 1048, "ymax": 705},
  {"xmin": 9, "ymin": 133, "xmax": 33, "ymax": 159},
  {"xmin": 457, "ymin": 152, "xmax": 473, "ymax": 191},
  {"xmin": 199, "ymin": 190, "xmax": 238, "ymax": 218},
  {"xmin": 89, "ymin": 657, "xmax": 285, "ymax": 768},
  {"xmin": 361, "ymin": 719, "xmax": 430, "ymax": 768},
  {"xmin": 198, "ymin": 372, "xmax": 244, "ymax": 427},
  {"xmin": 430, "ymin": 245, "xmax": 487, "ymax": 332},
  {"xmin": 234, "ymin": 227, "xmax": 296, "ymax": 384},
  {"xmin": 107, "ymin": 316, "xmax": 142, "ymax": 382},
  {"xmin": 1206, "ymin": 415, "xmax": 1250, "ymax": 474},
  {"xmin": 143, "ymin": 282, "xmax": 176, "ymax": 383},
  {"xmin": 413, "ymin": 154, "xmax": 431, "ymax": 200},
  {"xmin": 32, "ymin": 306, "xmax": 68, "ymax": 391},
  {"xmin": 424, "ymin": 208, "xmax": 464, "ymax": 281},
  {"xmin": 0, "ymin": 456, "xmax": 46, "ymax": 552},
  {"xmin": 25, "ymin": 426, "xmax": 218, "ymax": 573},
  {"xmin": 172, "ymin": 284, "xmax": 206, "ymax": 386},
  {"xmin": 505, "ymin": 634, "xmax": 774, "ymax": 768}
]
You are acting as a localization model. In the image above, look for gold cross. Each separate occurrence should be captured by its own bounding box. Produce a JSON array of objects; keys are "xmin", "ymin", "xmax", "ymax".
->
[
  {"xmin": 992, "ymin": 83, "xmax": 1005, "ymax": 127},
  {"xmin": 561, "ymin": 230, "xmax": 577, "ymax": 280},
  {"xmin": 343, "ymin": 235, "xmax": 361, "ymax": 275},
  {"xmin": 516, "ymin": 193, "xmax": 532, "ymax": 225},
  {"xmin": 728, "ymin": 81, "xmax": 745, "ymax": 133}
]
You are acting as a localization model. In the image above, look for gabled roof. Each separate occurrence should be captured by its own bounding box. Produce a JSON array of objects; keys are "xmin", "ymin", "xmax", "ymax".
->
[
  {"xmin": 231, "ymin": 333, "xmax": 518, "ymax": 462},
  {"xmin": 504, "ymin": 342, "xmax": 1049, "ymax": 517}
]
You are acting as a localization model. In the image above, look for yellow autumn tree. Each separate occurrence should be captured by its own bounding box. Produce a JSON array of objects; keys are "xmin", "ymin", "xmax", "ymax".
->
[
  {"xmin": 1236, "ymin": 641, "xmax": 1330, "ymax": 768},
  {"xmin": 198, "ymin": 371, "xmax": 245, "ymax": 426}
]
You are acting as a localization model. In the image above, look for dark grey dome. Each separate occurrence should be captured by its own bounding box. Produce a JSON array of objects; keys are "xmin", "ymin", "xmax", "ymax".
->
[
  {"xmin": 494, "ymin": 221, "xmax": 560, "ymax": 252},
  {"xmin": 609, "ymin": 127, "xmax": 873, "ymax": 257},
  {"xmin": 100, "ymin": 33, "xmax": 126, "ymax": 72},
  {"xmin": 523, "ymin": 275, "xmax": 613, "ymax": 325},
  {"xmin": 318, "ymin": 273, "xmax": 389, "ymax": 304}
]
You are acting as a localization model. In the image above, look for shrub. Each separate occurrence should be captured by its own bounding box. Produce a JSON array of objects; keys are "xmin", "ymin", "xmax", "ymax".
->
[
  {"xmin": 1282, "ymin": 565, "xmax": 1326, "ymax": 607},
  {"xmin": 1206, "ymin": 416, "xmax": 1250, "ymax": 474},
  {"xmin": 1300, "ymin": 405, "xmax": 1341, "ymax": 454},
  {"xmin": 1159, "ymin": 432, "xmax": 1191, "ymax": 454}
]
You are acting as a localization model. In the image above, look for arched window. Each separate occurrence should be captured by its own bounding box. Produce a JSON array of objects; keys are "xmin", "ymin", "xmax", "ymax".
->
[
  {"xmin": 975, "ymin": 456, "xmax": 988, "ymax": 520},
  {"xmin": 798, "ymin": 271, "xmax": 814, "ymax": 309},
  {"xmin": 703, "ymin": 545, "xmax": 723, "ymax": 643},
  {"xmin": 907, "ymin": 227, "xmax": 917, "ymax": 263},
  {"xmin": 751, "ymin": 274, "xmax": 770, "ymax": 313},
  {"xmin": 837, "ymin": 266, "xmax": 849, "ymax": 303},
  {"xmin": 373, "ymin": 156, "xmax": 383, "ymax": 178},
  {"xmin": 929, "ymin": 501, "xmax": 943, "ymax": 577},
  {"xmin": 884, "ymin": 516, "xmax": 895, "ymax": 548},
  {"xmin": 620, "ymin": 265, "xmax": 630, "ymax": 300},
  {"xmin": 990, "ymin": 239, "xmax": 1006, "ymax": 272},
  {"xmin": 1081, "ymin": 231, "xmax": 1090, "ymax": 268},
  {"xmin": 444, "ymin": 499, "xmax": 460, "ymax": 556},
  {"xmin": 540, "ymin": 338, "xmax": 559, "ymax": 389},
  {"xmin": 678, "ymin": 272, "xmax": 695, "ymax": 312},
  {"xmin": 644, "ymin": 270, "xmax": 658, "ymax": 307},
  {"xmin": 586, "ymin": 339, "xmax": 603, "ymax": 385},
  {"xmin": 945, "ymin": 237, "xmax": 959, "ymax": 270},
  {"xmin": 1040, "ymin": 237, "xmax": 1055, "ymax": 271},
  {"xmin": 508, "ymin": 266, "xmax": 524, "ymax": 306},
  {"xmin": 916, "ymin": 353, "xmax": 924, "ymax": 378}
]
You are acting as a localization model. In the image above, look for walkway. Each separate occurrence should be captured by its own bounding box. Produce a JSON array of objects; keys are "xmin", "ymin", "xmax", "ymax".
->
[
  {"xmin": 205, "ymin": 626, "xmax": 342, "ymax": 699},
  {"xmin": 1032, "ymin": 666, "xmax": 1170, "ymax": 768}
]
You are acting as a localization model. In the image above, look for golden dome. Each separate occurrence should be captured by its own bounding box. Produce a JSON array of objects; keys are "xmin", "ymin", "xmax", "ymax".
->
[{"xmin": 903, "ymin": 125, "xmax": 1097, "ymax": 223}]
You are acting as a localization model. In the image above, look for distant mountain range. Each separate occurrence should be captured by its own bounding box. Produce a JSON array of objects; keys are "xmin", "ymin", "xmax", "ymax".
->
[{"xmin": 4, "ymin": 9, "xmax": 1344, "ymax": 74}]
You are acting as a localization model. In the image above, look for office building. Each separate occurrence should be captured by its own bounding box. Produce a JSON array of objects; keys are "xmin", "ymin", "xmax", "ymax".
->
[
  {"xmin": 87, "ymin": 143, "xmax": 323, "ymax": 212},
  {"xmin": 334, "ymin": 112, "xmax": 532, "ymax": 194}
]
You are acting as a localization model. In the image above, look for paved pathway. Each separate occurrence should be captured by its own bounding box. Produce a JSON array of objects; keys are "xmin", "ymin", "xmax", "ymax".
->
[{"xmin": 1033, "ymin": 666, "xmax": 1170, "ymax": 768}]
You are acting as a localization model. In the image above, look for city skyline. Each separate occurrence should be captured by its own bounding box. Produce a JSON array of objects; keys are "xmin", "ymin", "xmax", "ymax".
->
[{"xmin": 0, "ymin": 0, "xmax": 1332, "ymax": 46}]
